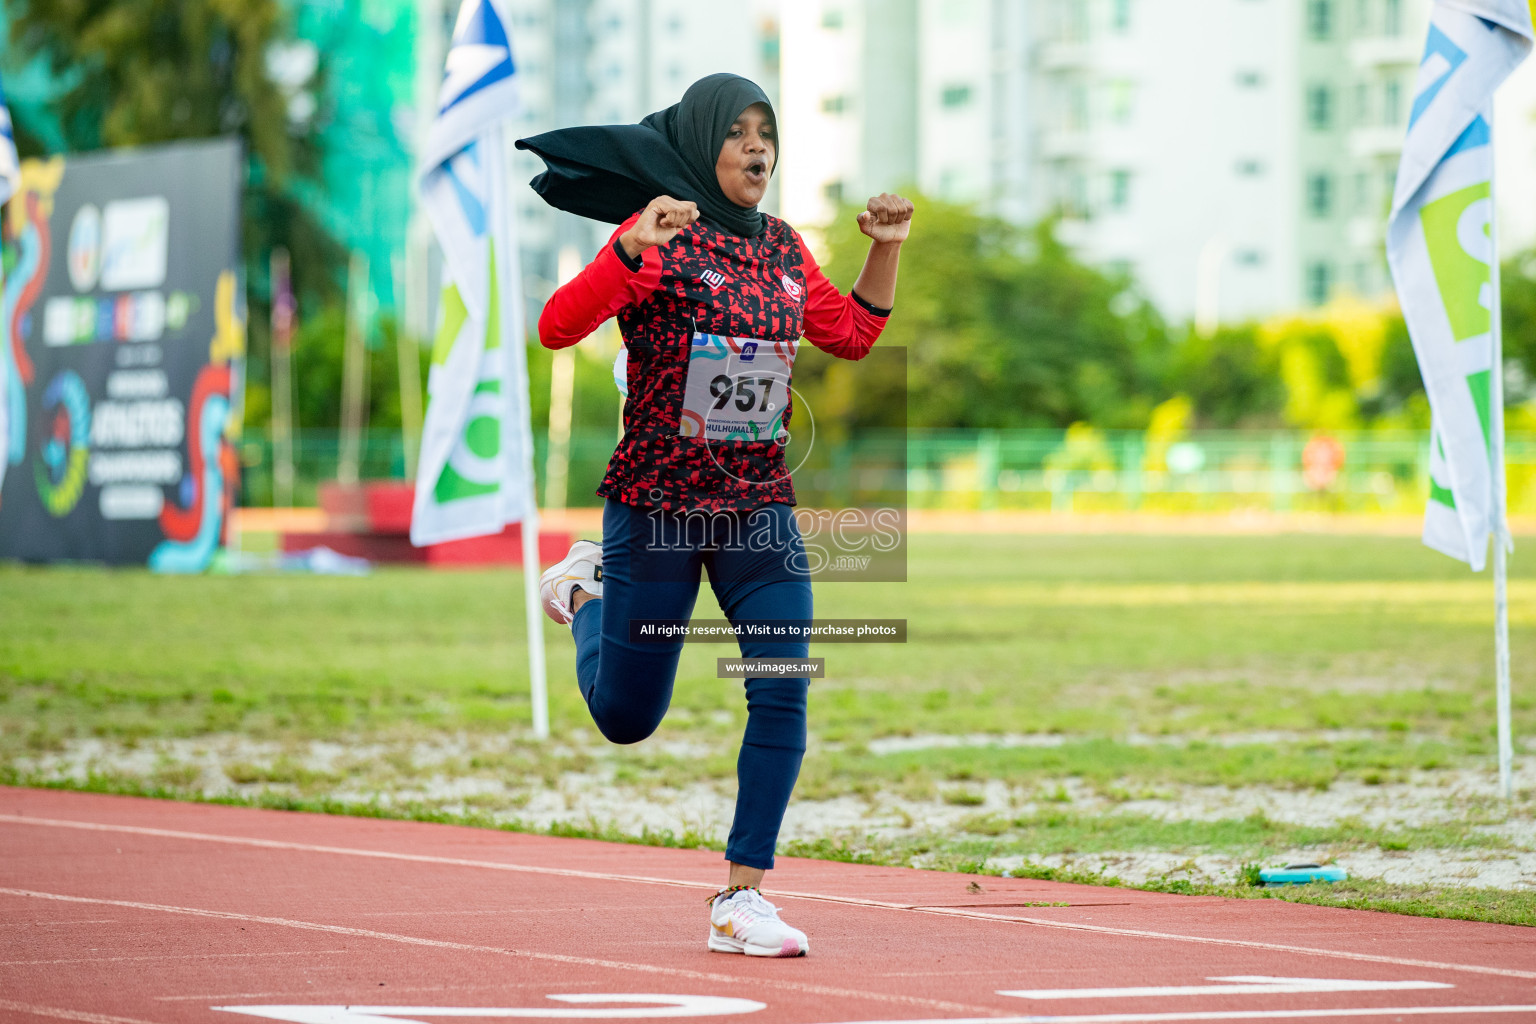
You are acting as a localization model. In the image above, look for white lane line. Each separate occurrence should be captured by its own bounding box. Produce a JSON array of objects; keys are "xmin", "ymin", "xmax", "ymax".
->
[
  {"xmin": 0, "ymin": 887, "xmax": 995, "ymax": 1017},
  {"xmin": 0, "ymin": 814, "xmax": 715, "ymax": 891},
  {"xmin": 999, "ymin": 977, "xmax": 1454, "ymax": 1000},
  {"xmin": 811, "ymin": 1008, "xmax": 1536, "ymax": 1024},
  {"xmin": 904, "ymin": 905, "xmax": 1536, "ymax": 981},
  {"xmin": 1, "ymin": 950, "xmax": 351, "ymax": 966},
  {"xmin": 0, "ymin": 1000, "xmax": 167, "ymax": 1024},
  {"xmin": 4, "ymin": 813, "xmax": 1534, "ymax": 982}
]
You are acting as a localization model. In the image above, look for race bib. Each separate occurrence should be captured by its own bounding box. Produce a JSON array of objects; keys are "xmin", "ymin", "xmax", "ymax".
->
[{"xmin": 679, "ymin": 333, "xmax": 797, "ymax": 443}]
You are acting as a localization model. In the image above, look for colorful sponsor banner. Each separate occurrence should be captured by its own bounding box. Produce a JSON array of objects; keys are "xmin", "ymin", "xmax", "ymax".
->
[
  {"xmin": 0, "ymin": 73, "xmax": 20, "ymax": 498},
  {"xmin": 0, "ymin": 78, "xmax": 16, "ymax": 203},
  {"xmin": 1387, "ymin": 0, "xmax": 1532, "ymax": 570},
  {"xmin": 0, "ymin": 138, "xmax": 243, "ymax": 568},
  {"xmin": 411, "ymin": 0, "xmax": 537, "ymax": 546}
]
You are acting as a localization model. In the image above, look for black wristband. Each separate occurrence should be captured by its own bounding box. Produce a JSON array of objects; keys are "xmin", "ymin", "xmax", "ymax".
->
[
  {"xmin": 851, "ymin": 290, "xmax": 892, "ymax": 317},
  {"xmin": 613, "ymin": 238, "xmax": 644, "ymax": 272}
]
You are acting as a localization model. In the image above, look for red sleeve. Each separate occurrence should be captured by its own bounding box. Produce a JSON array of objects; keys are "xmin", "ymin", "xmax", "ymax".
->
[
  {"xmin": 794, "ymin": 230, "xmax": 890, "ymax": 361},
  {"xmin": 537, "ymin": 212, "xmax": 664, "ymax": 350}
]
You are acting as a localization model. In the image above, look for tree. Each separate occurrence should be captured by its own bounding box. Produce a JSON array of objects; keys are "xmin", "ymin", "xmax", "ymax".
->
[
  {"xmin": 804, "ymin": 196, "xmax": 1167, "ymax": 431},
  {"xmin": 1166, "ymin": 325, "xmax": 1285, "ymax": 428},
  {"xmin": 9, "ymin": 0, "xmax": 350, "ymax": 429},
  {"xmin": 1503, "ymin": 249, "xmax": 1536, "ymax": 393}
]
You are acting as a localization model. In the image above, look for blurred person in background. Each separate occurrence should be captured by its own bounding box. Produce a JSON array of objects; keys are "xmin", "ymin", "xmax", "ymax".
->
[{"xmin": 519, "ymin": 73, "xmax": 912, "ymax": 958}]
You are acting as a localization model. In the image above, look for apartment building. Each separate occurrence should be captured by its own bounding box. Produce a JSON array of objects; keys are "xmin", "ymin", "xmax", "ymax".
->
[
  {"xmin": 776, "ymin": 0, "xmax": 1536, "ymax": 323},
  {"xmin": 492, "ymin": 0, "xmax": 781, "ymax": 298}
]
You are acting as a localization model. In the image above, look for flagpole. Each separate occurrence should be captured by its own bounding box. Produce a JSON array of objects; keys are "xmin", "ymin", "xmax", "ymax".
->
[
  {"xmin": 270, "ymin": 248, "xmax": 296, "ymax": 508},
  {"xmin": 338, "ymin": 251, "xmax": 371, "ymax": 486},
  {"xmin": 495, "ymin": 120, "xmax": 549, "ymax": 741},
  {"xmin": 1489, "ymin": 114, "xmax": 1514, "ymax": 800},
  {"xmin": 544, "ymin": 245, "xmax": 581, "ymax": 511},
  {"xmin": 392, "ymin": 253, "xmax": 424, "ymax": 480}
]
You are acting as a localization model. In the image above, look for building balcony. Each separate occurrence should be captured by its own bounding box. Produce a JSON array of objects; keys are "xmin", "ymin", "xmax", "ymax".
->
[
  {"xmin": 1349, "ymin": 36, "xmax": 1420, "ymax": 68},
  {"xmin": 1038, "ymin": 128, "xmax": 1092, "ymax": 159},
  {"xmin": 1347, "ymin": 215, "xmax": 1384, "ymax": 249},
  {"xmin": 1055, "ymin": 216, "xmax": 1094, "ymax": 248},
  {"xmin": 1036, "ymin": 40, "xmax": 1091, "ymax": 71},
  {"xmin": 1349, "ymin": 125, "xmax": 1405, "ymax": 158}
]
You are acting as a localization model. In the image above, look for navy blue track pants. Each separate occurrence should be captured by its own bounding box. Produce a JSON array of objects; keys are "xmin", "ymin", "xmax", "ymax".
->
[{"xmin": 570, "ymin": 498, "xmax": 812, "ymax": 870}]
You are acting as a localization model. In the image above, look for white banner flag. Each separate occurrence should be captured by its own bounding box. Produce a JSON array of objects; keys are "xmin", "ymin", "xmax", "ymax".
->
[
  {"xmin": 1387, "ymin": 0, "xmax": 1532, "ymax": 570},
  {"xmin": 0, "ymin": 74, "xmax": 19, "ymax": 500},
  {"xmin": 411, "ymin": 0, "xmax": 537, "ymax": 546}
]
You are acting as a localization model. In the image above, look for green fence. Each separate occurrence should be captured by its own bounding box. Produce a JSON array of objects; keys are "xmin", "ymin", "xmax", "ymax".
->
[
  {"xmin": 239, "ymin": 428, "xmax": 1536, "ymax": 515},
  {"xmin": 901, "ymin": 429, "xmax": 1536, "ymax": 515}
]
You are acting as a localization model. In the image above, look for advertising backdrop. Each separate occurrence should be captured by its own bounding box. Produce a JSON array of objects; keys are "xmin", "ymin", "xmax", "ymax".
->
[{"xmin": 0, "ymin": 138, "xmax": 243, "ymax": 569}]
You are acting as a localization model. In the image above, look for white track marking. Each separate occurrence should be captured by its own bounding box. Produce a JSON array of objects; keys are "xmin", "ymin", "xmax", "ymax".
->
[
  {"xmin": 213, "ymin": 995, "xmax": 765, "ymax": 1022},
  {"xmin": 1000, "ymin": 977, "xmax": 1454, "ymax": 1000},
  {"xmin": 901, "ymin": 905, "xmax": 1536, "ymax": 980},
  {"xmin": 158, "ymin": 985, "xmax": 577, "ymax": 1003},
  {"xmin": 809, "ymin": 1008, "xmax": 1536, "ymax": 1024},
  {"xmin": 4, "ymin": 814, "xmax": 1534, "ymax": 982},
  {"xmin": 1, "ymin": 950, "xmax": 350, "ymax": 966},
  {"xmin": 0, "ymin": 999, "xmax": 166, "ymax": 1024},
  {"xmin": 0, "ymin": 814, "xmax": 716, "ymax": 891},
  {"xmin": 0, "ymin": 888, "xmax": 993, "ymax": 1017}
]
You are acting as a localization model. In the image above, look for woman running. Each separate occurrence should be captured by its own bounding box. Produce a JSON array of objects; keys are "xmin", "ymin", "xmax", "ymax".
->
[{"xmin": 518, "ymin": 73, "xmax": 912, "ymax": 958}]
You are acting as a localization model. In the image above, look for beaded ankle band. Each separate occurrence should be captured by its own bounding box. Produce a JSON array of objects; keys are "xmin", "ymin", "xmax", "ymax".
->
[{"xmin": 707, "ymin": 884, "xmax": 759, "ymax": 904}]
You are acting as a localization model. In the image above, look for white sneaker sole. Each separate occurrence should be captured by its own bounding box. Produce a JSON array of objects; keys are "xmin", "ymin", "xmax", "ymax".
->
[
  {"xmin": 708, "ymin": 931, "xmax": 807, "ymax": 957},
  {"xmin": 538, "ymin": 540, "xmax": 603, "ymax": 625}
]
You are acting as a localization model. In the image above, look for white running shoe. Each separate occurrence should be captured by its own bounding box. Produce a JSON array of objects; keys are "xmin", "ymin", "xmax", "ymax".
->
[
  {"xmin": 707, "ymin": 887, "xmax": 808, "ymax": 957},
  {"xmin": 538, "ymin": 539, "xmax": 603, "ymax": 624}
]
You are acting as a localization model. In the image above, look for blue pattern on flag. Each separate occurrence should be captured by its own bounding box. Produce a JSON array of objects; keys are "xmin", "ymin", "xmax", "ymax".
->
[
  {"xmin": 439, "ymin": 0, "xmax": 515, "ymax": 115},
  {"xmin": 1410, "ymin": 25, "xmax": 1468, "ymax": 128},
  {"xmin": 1445, "ymin": 114, "xmax": 1491, "ymax": 158},
  {"xmin": 446, "ymin": 145, "xmax": 488, "ymax": 237},
  {"xmin": 457, "ymin": 0, "xmax": 509, "ymax": 50}
]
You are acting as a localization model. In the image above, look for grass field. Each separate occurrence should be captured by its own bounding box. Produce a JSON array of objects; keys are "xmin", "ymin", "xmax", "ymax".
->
[{"xmin": 3, "ymin": 532, "xmax": 1534, "ymax": 924}]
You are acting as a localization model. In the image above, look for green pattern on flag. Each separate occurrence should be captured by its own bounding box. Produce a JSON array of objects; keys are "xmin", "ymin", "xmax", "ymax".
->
[
  {"xmin": 465, "ymin": 410, "xmax": 499, "ymax": 457},
  {"xmin": 432, "ymin": 284, "xmax": 468, "ymax": 366},
  {"xmin": 1468, "ymin": 369, "xmax": 1492, "ymax": 452},
  {"xmin": 432, "ymin": 459, "xmax": 496, "ymax": 502},
  {"xmin": 1419, "ymin": 182, "xmax": 1492, "ymax": 343},
  {"xmin": 427, "ymin": 246, "xmax": 507, "ymax": 507},
  {"xmin": 1429, "ymin": 435, "xmax": 1457, "ymax": 509},
  {"xmin": 484, "ymin": 245, "xmax": 502, "ymax": 352}
]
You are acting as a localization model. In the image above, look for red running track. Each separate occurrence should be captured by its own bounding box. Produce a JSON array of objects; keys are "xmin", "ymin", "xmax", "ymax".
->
[{"xmin": 2, "ymin": 786, "xmax": 1534, "ymax": 1024}]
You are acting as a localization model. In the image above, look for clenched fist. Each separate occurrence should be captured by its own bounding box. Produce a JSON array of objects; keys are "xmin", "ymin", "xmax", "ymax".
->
[
  {"xmin": 856, "ymin": 193, "xmax": 914, "ymax": 244},
  {"xmin": 620, "ymin": 196, "xmax": 700, "ymax": 259}
]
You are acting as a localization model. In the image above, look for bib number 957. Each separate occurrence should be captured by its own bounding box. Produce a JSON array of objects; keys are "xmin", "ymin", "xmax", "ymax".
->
[
  {"xmin": 710, "ymin": 375, "xmax": 779, "ymax": 413},
  {"xmin": 680, "ymin": 333, "xmax": 796, "ymax": 442}
]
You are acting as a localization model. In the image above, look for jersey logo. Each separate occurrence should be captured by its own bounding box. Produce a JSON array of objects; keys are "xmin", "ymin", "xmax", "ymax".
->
[
  {"xmin": 780, "ymin": 273, "xmax": 803, "ymax": 300},
  {"xmin": 700, "ymin": 268, "xmax": 728, "ymax": 292}
]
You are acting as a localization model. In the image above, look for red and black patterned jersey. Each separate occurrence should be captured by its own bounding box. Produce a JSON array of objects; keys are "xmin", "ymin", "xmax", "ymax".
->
[{"xmin": 538, "ymin": 211, "xmax": 890, "ymax": 512}]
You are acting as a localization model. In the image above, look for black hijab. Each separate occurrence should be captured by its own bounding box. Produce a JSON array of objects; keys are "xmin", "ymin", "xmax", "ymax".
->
[{"xmin": 516, "ymin": 73, "xmax": 775, "ymax": 238}]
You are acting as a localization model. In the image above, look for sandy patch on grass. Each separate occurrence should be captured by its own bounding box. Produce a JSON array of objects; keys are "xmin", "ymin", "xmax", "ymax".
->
[
  {"xmin": 9, "ymin": 731, "xmax": 1533, "ymax": 890},
  {"xmin": 977, "ymin": 848, "xmax": 1536, "ymax": 890},
  {"xmin": 864, "ymin": 730, "xmax": 1391, "ymax": 754}
]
